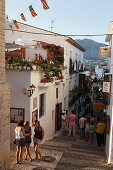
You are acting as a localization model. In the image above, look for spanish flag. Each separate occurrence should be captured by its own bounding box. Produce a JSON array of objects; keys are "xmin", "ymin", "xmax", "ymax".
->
[
  {"xmin": 20, "ymin": 13, "xmax": 26, "ymax": 21},
  {"xmin": 9, "ymin": 25, "xmax": 14, "ymax": 32},
  {"xmin": 13, "ymin": 20, "xmax": 19, "ymax": 29},
  {"xmin": 29, "ymin": 5, "xmax": 37, "ymax": 17},
  {"xmin": 41, "ymin": 0, "xmax": 50, "ymax": 10}
]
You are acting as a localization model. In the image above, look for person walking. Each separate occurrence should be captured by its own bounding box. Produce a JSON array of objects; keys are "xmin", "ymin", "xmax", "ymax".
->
[
  {"xmin": 33, "ymin": 121, "xmax": 44, "ymax": 160},
  {"xmin": 68, "ymin": 110, "xmax": 76, "ymax": 137},
  {"xmin": 24, "ymin": 121, "xmax": 32, "ymax": 162},
  {"xmin": 79, "ymin": 114, "xmax": 86, "ymax": 139},
  {"xmin": 62, "ymin": 111, "xmax": 67, "ymax": 136},
  {"xmin": 89, "ymin": 122, "xmax": 95, "ymax": 143},
  {"xmin": 96, "ymin": 119, "xmax": 106, "ymax": 147},
  {"xmin": 14, "ymin": 120, "xmax": 25, "ymax": 164}
]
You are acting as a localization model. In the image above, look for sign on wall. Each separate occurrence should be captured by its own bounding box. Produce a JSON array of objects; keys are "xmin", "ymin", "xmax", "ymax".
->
[
  {"xmin": 32, "ymin": 109, "xmax": 38, "ymax": 126},
  {"xmin": 93, "ymin": 103, "xmax": 106, "ymax": 110},
  {"xmin": 10, "ymin": 108, "xmax": 24, "ymax": 123},
  {"xmin": 102, "ymin": 82, "xmax": 111, "ymax": 93},
  {"xmin": 100, "ymin": 46, "xmax": 111, "ymax": 58}
]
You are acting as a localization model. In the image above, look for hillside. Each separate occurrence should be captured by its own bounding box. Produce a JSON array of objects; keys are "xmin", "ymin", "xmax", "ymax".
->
[{"xmin": 76, "ymin": 39, "xmax": 107, "ymax": 70}]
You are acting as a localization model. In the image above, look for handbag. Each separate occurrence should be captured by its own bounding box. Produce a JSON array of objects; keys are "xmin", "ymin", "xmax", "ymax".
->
[{"xmin": 13, "ymin": 139, "xmax": 17, "ymax": 144}]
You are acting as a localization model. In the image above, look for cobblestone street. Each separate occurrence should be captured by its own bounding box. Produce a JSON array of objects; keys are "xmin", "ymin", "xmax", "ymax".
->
[{"xmin": 8, "ymin": 131, "xmax": 113, "ymax": 170}]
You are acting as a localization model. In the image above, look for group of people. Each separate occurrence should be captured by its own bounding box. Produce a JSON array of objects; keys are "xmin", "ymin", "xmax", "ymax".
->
[
  {"xmin": 79, "ymin": 114, "xmax": 106, "ymax": 146},
  {"xmin": 14, "ymin": 120, "xmax": 44, "ymax": 164},
  {"xmin": 62, "ymin": 109, "xmax": 107, "ymax": 148}
]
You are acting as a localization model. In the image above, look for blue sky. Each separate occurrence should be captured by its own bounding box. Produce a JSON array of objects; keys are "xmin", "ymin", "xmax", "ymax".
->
[{"xmin": 6, "ymin": 0, "xmax": 113, "ymax": 43}]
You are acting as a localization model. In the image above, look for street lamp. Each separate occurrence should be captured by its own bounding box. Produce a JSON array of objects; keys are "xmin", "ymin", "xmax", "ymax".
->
[{"xmin": 28, "ymin": 84, "xmax": 36, "ymax": 97}]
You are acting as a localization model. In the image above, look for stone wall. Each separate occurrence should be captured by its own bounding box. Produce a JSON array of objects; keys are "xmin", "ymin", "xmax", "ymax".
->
[{"xmin": 0, "ymin": 0, "xmax": 10, "ymax": 169}]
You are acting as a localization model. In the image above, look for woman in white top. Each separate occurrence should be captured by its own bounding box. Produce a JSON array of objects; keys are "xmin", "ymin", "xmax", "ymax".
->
[{"xmin": 15, "ymin": 120, "xmax": 25, "ymax": 164}]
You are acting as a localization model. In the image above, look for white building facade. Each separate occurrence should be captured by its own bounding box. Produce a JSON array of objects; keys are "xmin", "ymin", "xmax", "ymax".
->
[
  {"xmin": 105, "ymin": 21, "xmax": 113, "ymax": 164},
  {"xmin": 5, "ymin": 21, "xmax": 85, "ymax": 144}
]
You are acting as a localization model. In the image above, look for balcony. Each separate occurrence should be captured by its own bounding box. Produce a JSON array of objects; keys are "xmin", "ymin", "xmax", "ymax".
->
[{"xmin": 38, "ymin": 82, "xmax": 55, "ymax": 87}]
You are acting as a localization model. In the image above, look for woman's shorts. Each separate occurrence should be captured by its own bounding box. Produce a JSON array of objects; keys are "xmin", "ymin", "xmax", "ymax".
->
[
  {"xmin": 33, "ymin": 137, "xmax": 41, "ymax": 144},
  {"xmin": 25, "ymin": 136, "xmax": 32, "ymax": 144},
  {"xmin": 16, "ymin": 138, "xmax": 25, "ymax": 147}
]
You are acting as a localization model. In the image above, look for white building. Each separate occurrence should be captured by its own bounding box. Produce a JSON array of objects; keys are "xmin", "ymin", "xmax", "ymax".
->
[
  {"xmin": 5, "ymin": 21, "xmax": 85, "ymax": 144},
  {"xmin": 104, "ymin": 21, "xmax": 113, "ymax": 164}
]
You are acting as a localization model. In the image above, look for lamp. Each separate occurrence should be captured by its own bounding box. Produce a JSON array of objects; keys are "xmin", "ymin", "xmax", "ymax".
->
[{"xmin": 28, "ymin": 84, "xmax": 36, "ymax": 97}]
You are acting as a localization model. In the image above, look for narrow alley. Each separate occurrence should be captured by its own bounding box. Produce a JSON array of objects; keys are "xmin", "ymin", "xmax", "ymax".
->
[{"xmin": 9, "ymin": 131, "xmax": 113, "ymax": 170}]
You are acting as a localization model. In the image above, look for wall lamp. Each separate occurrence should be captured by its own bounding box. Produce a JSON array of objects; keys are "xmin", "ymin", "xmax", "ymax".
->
[
  {"xmin": 23, "ymin": 84, "xmax": 36, "ymax": 97},
  {"xmin": 28, "ymin": 84, "xmax": 36, "ymax": 97}
]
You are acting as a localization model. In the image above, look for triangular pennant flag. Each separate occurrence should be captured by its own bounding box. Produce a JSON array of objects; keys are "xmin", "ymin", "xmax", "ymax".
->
[
  {"xmin": 9, "ymin": 25, "xmax": 14, "ymax": 32},
  {"xmin": 41, "ymin": 0, "xmax": 49, "ymax": 10},
  {"xmin": 20, "ymin": 13, "xmax": 26, "ymax": 21},
  {"xmin": 29, "ymin": 5, "xmax": 37, "ymax": 17},
  {"xmin": 13, "ymin": 20, "xmax": 19, "ymax": 29}
]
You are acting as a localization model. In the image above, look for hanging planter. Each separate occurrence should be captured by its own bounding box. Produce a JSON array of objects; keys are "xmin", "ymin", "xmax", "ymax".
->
[
  {"xmin": 23, "ymin": 66, "xmax": 27, "ymax": 70},
  {"xmin": 14, "ymin": 66, "xmax": 18, "ymax": 70},
  {"xmin": 5, "ymin": 65, "xmax": 10, "ymax": 69},
  {"xmin": 27, "ymin": 66, "xmax": 31, "ymax": 70},
  {"xmin": 18, "ymin": 66, "xmax": 22, "ymax": 70},
  {"xmin": 10, "ymin": 65, "xmax": 14, "ymax": 70},
  {"xmin": 32, "ymin": 65, "xmax": 36, "ymax": 70}
]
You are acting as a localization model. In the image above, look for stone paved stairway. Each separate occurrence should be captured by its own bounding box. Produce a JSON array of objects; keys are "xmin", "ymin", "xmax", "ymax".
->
[{"xmin": 8, "ymin": 133, "xmax": 113, "ymax": 170}]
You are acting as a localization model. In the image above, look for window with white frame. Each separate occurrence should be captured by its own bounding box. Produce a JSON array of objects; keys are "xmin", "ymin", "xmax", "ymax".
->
[
  {"xmin": 39, "ymin": 93, "xmax": 46, "ymax": 117},
  {"xmin": 70, "ymin": 51, "xmax": 72, "ymax": 59}
]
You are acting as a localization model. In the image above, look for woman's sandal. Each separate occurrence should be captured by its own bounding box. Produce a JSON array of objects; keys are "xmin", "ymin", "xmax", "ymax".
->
[
  {"xmin": 19, "ymin": 162, "xmax": 23, "ymax": 164},
  {"xmin": 30, "ymin": 158, "xmax": 32, "ymax": 162},
  {"xmin": 16, "ymin": 162, "xmax": 19, "ymax": 164}
]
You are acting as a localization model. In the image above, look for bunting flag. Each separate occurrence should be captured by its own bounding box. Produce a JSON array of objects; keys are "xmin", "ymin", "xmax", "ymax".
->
[
  {"xmin": 20, "ymin": 13, "xmax": 26, "ymax": 21},
  {"xmin": 41, "ymin": 0, "xmax": 49, "ymax": 10},
  {"xmin": 29, "ymin": 5, "xmax": 37, "ymax": 17},
  {"xmin": 9, "ymin": 25, "xmax": 14, "ymax": 32},
  {"xmin": 13, "ymin": 20, "xmax": 19, "ymax": 29}
]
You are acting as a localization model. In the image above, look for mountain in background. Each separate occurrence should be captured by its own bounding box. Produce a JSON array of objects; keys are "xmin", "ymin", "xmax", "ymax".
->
[{"xmin": 76, "ymin": 39, "xmax": 107, "ymax": 70}]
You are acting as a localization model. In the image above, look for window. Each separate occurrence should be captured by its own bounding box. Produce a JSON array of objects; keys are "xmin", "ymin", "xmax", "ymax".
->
[
  {"xmin": 69, "ymin": 81, "xmax": 72, "ymax": 91},
  {"xmin": 70, "ymin": 51, "xmax": 72, "ymax": 59},
  {"xmin": 56, "ymin": 88, "xmax": 58, "ymax": 99},
  {"xmin": 10, "ymin": 108, "xmax": 24, "ymax": 123},
  {"xmin": 39, "ymin": 93, "xmax": 45, "ymax": 117}
]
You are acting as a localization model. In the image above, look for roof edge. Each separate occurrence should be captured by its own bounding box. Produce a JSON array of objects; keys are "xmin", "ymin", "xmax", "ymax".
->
[{"xmin": 66, "ymin": 38, "xmax": 86, "ymax": 52}]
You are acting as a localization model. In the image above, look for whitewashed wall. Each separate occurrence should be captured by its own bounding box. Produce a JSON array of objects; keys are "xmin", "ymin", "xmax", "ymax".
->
[
  {"xmin": 6, "ymin": 70, "xmax": 66, "ymax": 143},
  {"xmin": 6, "ymin": 21, "xmax": 65, "ymax": 47},
  {"xmin": 26, "ymin": 45, "xmax": 47, "ymax": 61},
  {"xmin": 6, "ymin": 70, "xmax": 31, "ymax": 143}
]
